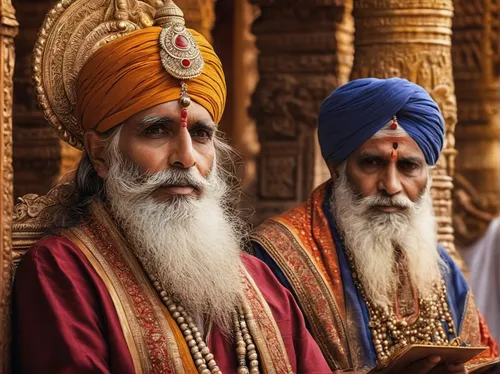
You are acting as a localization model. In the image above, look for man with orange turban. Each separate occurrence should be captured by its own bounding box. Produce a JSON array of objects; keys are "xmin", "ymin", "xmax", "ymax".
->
[{"xmin": 11, "ymin": 1, "xmax": 330, "ymax": 373}]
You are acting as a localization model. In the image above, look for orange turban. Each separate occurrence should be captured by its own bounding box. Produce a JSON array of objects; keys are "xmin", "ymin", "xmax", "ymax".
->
[{"xmin": 75, "ymin": 27, "xmax": 226, "ymax": 133}]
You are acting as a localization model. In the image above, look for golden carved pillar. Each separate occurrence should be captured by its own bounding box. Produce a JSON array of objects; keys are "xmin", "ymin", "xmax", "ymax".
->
[
  {"xmin": 452, "ymin": 0, "xmax": 500, "ymax": 247},
  {"xmin": 0, "ymin": 0, "xmax": 18, "ymax": 371},
  {"xmin": 250, "ymin": 0, "xmax": 354, "ymax": 222},
  {"xmin": 12, "ymin": 0, "xmax": 82, "ymax": 200},
  {"xmin": 351, "ymin": 0, "xmax": 463, "ymax": 267}
]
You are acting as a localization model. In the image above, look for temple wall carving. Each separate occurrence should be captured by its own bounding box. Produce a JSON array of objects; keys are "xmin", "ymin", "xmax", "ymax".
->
[
  {"xmin": 11, "ymin": 0, "xmax": 80, "ymax": 200},
  {"xmin": 0, "ymin": 0, "xmax": 18, "ymax": 371},
  {"xmin": 351, "ymin": 0, "xmax": 464, "ymax": 268},
  {"xmin": 250, "ymin": 0, "xmax": 354, "ymax": 223},
  {"xmin": 452, "ymin": 0, "xmax": 500, "ymax": 247}
]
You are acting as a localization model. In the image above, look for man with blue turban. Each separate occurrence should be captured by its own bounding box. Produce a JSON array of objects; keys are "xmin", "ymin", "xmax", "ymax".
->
[{"xmin": 251, "ymin": 78, "xmax": 499, "ymax": 373}]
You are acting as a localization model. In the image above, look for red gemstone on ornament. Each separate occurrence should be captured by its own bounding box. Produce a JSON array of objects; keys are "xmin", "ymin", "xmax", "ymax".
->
[
  {"xmin": 181, "ymin": 59, "xmax": 191, "ymax": 68},
  {"xmin": 175, "ymin": 35, "xmax": 190, "ymax": 49},
  {"xmin": 391, "ymin": 122, "xmax": 397, "ymax": 130},
  {"xmin": 181, "ymin": 108, "xmax": 188, "ymax": 119}
]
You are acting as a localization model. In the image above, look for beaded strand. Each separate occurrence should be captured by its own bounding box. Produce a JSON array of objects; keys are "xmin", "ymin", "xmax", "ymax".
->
[{"xmin": 150, "ymin": 275, "xmax": 260, "ymax": 374}]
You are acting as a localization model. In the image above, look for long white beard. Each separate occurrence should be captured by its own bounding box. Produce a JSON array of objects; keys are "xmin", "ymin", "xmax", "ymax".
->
[
  {"xmin": 331, "ymin": 163, "xmax": 446, "ymax": 310},
  {"xmin": 104, "ymin": 147, "xmax": 245, "ymax": 332}
]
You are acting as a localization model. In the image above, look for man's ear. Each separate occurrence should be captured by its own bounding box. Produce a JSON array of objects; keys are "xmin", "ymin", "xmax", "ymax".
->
[
  {"xmin": 327, "ymin": 161, "xmax": 340, "ymax": 184},
  {"xmin": 84, "ymin": 130, "xmax": 109, "ymax": 179}
]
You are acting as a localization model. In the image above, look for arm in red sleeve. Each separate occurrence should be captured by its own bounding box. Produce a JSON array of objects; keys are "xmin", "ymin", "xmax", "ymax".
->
[
  {"xmin": 12, "ymin": 235, "xmax": 133, "ymax": 374},
  {"xmin": 242, "ymin": 254, "xmax": 332, "ymax": 374}
]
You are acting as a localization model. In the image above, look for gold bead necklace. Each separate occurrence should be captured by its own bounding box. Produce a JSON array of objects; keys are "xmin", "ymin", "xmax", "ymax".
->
[{"xmin": 343, "ymin": 247, "xmax": 459, "ymax": 367}]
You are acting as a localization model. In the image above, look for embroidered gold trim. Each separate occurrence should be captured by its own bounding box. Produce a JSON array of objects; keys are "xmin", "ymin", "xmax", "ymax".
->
[
  {"xmin": 61, "ymin": 229, "xmax": 146, "ymax": 374},
  {"xmin": 251, "ymin": 220, "xmax": 350, "ymax": 369},
  {"xmin": 89, "ymin": 203, "xmax": 187, "ymax": 374},
  {"xmin": 240, "ymin": 267, "xmax": 294, "ymax": 374}
]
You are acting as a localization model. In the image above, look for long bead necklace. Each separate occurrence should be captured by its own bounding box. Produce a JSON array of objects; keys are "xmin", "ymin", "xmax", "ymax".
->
[
  {"xmin": 150, "ymin": 274, "xmax": 260, "ymax": 374},
  {"xmin": 343, "ymin": 246, "xmax": 459, "ymax": 367}
]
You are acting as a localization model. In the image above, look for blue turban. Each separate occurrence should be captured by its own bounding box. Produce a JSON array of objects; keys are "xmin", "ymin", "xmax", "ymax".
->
[{"xmin": 318, "ymin": 78, "xmax": 445, "ymax": 165}]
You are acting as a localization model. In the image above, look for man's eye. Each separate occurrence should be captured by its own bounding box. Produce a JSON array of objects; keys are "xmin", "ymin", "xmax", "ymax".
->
[
  {"xmin": 192, "ymin": 129, "xmax": 210, "ymax": 138},
  {"xmin": 399, "ymin": 161, "xmax": 420, "ymax": 170},
  {"xmin": 360, "ymin": 158, "xmax": 381, "ymax": 166},
  {"xmin": 144, "ymin": 126, "xmax": 166, "ymax": 135}
]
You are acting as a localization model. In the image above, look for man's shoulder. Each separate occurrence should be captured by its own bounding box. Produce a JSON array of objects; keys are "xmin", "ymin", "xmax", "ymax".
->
[
  {"xmin": 251, "ymin": 203, "xmax": 310, "ymax": 247},
  {"xmin": 241, "ymin": 252, "xmax": 272, "ymax": 275},
  {"xmin": 241, "ymin": 252, "xmax": 293, "ymax": 299},
  {"xmin": 252, "ymin": 182, "xmax": 330, "ymax": 239},
  {"xmin": 16, "ymin": 233, "xmax": 92, "ymax": 281},
  {"xmin": 25, "ymin": 234, "xmax": 80, "ymax": 262}
]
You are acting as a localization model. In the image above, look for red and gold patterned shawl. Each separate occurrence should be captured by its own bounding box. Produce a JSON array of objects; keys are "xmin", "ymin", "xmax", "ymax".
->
[
  {"xmin": 251, "ymin": 182, "xmax": 498, "ymax": 371},
  {"xmin": 62, "ymin": 202, "xmax": 293, "ymax": 374}
]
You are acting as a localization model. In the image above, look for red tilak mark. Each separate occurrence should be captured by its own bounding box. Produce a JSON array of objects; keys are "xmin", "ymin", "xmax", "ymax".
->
[
  {"xmin": 391, "ymin": 150, "xmax": 397, "ymax": 159},
  {"xmin": 393, "ymin": 142, "xmax": 398, "ymax": 150},
  {"xmin": 181, "ymin": 108, "xmax": 188, "ymax": 119}
]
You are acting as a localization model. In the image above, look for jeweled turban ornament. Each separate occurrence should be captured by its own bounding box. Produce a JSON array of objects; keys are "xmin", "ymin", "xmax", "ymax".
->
[{"xmin": 155, "ymin": 1, "xmax": 204, "ymax": 127}]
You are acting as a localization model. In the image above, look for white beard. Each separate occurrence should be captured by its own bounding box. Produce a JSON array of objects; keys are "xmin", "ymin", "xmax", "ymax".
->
[
  {"xmin": 104, "ymin": 144, "xmax": 245, "ymax": 332},
  {"xmin": 331, "ymin": 163, "xmax": 446, "ymax": 310}
]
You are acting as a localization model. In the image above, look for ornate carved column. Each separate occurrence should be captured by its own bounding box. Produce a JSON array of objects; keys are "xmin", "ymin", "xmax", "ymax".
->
[
  {"xmin": 250, "ymin": 0, "xmax": 354, "ymax": 222},
  {"xmin": 0, "ymin": 0, "xmax": 18, "ymax": 371},
  {"xmin": 351, "ymin": 0, "xmax": 463, "ymax": 267},
  {"xmin": 12, "ymin": 0, "xmax": 82, "ymax": 200},
  {"xmin": 452, "ymin": 0, "xmax": 500, "ymax": 247}
]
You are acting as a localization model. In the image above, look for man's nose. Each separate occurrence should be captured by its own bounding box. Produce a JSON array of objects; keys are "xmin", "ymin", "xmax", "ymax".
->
[
  {"xmin": 168, "ymin": 128, "xmax": 196, "ymax": 169},
  {"xmin": 377, "ymin": 165, "xmax": 402, "ymax": 196}
]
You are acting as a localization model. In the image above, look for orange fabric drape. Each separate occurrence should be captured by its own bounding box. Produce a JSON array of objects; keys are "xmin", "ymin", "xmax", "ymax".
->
[{"xmin": 76, "ymin": 27, "xmax": 226, "ymax": 133}]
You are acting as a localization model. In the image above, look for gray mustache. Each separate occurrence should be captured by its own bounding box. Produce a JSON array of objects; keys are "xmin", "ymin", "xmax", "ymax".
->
[
  {"xmin": 139, "ymin": 169, "xmax": 209, "ymax": 191},
  {"xmin": 364, "ymin": 195, "xmax": 413, "ymax": 209}
]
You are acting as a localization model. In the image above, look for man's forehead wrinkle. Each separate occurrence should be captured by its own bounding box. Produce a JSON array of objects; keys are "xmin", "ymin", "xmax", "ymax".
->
[
  {"xmin": 364, "ymin": 136, "xmax": 423, "ymax": 152},
  {"xmin": 357, "ymin": 144, "xmax": 425, "ymax": 162}
]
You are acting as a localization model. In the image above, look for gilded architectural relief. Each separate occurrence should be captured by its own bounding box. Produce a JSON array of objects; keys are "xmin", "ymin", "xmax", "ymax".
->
[
  {"xmin": 0, "ymin": 0, "xmax": 18, "ymax": 371},
  {"xmin": 12, "ymin": 0, "xmax": 80, "ymax": 199},
  {"xmin": 250, "ymin": 0, "xmax": 354, "ymax": 222},
  {"xmin": 351, "ymin": 0, "xmax": 464, "ymax": 267},
  {"xmin": 452, "ymin": 0, "xmax": 500, "ymax": 246}
]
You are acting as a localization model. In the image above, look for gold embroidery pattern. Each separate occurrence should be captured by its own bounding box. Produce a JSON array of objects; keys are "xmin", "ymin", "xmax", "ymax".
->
[
  {"xmin": 240, "ymin": 268, "xmax": 293, "ymax": 374},
  {"xmin": 77, "ymin": 218, "xmax": 180, "ymax": 373},
  {"xmin": 251, "ymin": 183, "xmax": 357, "ymax": 369}
]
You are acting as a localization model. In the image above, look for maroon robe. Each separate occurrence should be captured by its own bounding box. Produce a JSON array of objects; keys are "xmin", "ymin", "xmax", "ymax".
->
[{"xmin": 12, "ymin": 235, "xmax": 331, "ymax": 374}]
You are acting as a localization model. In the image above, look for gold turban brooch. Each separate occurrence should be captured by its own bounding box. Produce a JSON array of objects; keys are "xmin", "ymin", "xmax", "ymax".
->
[{"xmin": 32, "ymin": 0, "xmax": 226, "ymax": 150}]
